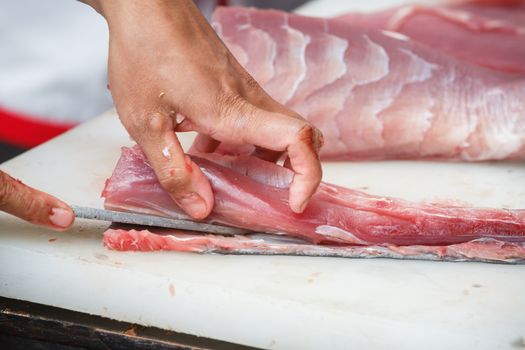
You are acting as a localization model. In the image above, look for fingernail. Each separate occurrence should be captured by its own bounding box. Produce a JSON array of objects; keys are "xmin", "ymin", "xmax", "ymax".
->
[
  {"xmin": 177, "ymin": 192, "xmax": 208, "ymax": 219},
  {"xmin": 49, "ymin": 207, "xmax": 74, "ymax": 228}
]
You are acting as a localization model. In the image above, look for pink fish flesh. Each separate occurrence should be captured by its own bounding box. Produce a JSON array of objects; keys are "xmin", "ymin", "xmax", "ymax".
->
[
  {"xmin": 212, "ymin": 7, "xmax": 525, "ymax": 161},
  {"xmin": 335, "ymin": 3, "xmax": 525, "ymax": 75},
  {"xmin": 103, "ymin": 228, "xmax": 525, "ymax": 264},
  {"xmin": 447, "ymin": 0, "xmax": 525, "ymax": 8},
  {"xmin": 102, "ymin": 146, "xmax": 525, "ymax": 262}
]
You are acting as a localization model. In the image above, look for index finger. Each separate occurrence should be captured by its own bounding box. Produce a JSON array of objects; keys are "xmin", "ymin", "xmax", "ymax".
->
[
  {"xmin": 0, "ymin": 171, "xmax": 74, "ymax": 230},
  {"xmin": 125, "ymin": 113, "xmax": 215, "ymax": 220}
]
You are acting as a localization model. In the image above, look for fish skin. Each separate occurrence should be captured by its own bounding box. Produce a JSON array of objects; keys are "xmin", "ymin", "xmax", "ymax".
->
[
  {"xmin": 102, "ymin": 146, "xmax": 525, "ymax": 247},
  {"xmin": 212, "ymin": 7, "xmax": 525, "ymax": 161}
]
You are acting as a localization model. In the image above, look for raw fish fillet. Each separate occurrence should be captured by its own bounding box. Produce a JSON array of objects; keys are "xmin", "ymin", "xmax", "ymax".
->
[
  {"xmin": 102, "ymin": 146, "xmax": 525, "ymax": 262},
  {"xmin": 450, "ymin": 0, "xmax": 525, "ymax": 6},
  {"xmin": 212, "ymin": 7, "xmax": 525, "ymax": 161},
  {"xmin": 104, "ymin": 229, "xmax": 525, "ymax": 264},
  {"xmin": 335, "ymin": 2, "xmax": 525, "ymax": 74}
]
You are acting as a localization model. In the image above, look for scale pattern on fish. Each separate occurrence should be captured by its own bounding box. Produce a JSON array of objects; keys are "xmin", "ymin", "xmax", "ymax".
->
[
  {"xmin": 102, "ymin": 147, "xmax": 525, "ymax": 262},
  {"xmin": 335, "ymin": 2, "xmax": 525, "ymax": 75},
  {"xmin": 212, "ymin": 7, "xmax": 525, "ymax": 161}
]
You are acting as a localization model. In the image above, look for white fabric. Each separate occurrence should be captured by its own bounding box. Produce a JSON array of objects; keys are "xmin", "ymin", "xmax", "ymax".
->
[{"xmin": 0, "ymin": 0, "xmax": 112, "ymax": 124}]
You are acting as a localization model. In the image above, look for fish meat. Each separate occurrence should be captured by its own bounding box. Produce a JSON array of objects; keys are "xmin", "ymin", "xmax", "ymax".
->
[
  {"xmin": 334, "ymin": 2, "xmax": 525, "ymax": 75},
  {"xmin": 104, "ymin": 147, "xmax": 525, "ymax": 246},
  {"xmin": 102, "ymin": 146, "xmax": 525, "ymax": 262},
  {"xmin": 449, "ymin": 0, "xmax": 525, "ymax": 7},
  {"xmin": 212, "ymin": 7, "xmax": 525, "ymax": 161},
  {"xmin": 103, "ymin": 229, "xmax": 525, "ymax": 264}
]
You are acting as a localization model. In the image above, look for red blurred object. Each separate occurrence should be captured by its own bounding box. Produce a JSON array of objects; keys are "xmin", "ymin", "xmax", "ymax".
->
[{"xmin": 0, "ymin": 107, "xmax": 74, "ymax": 149}]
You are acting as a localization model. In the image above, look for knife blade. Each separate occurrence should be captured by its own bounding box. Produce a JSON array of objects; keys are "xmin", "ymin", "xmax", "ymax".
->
[{"xmin": 71, "ymin": 205, "xmax": 251, "ymax": 235}]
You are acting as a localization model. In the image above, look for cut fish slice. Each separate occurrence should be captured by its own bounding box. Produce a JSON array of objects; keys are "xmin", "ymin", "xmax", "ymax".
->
[
  {"xmin": 102, "ymin": 147, "xmax": 525, "ymax": 255},
  {"xmin": 104, "ymin": 228, "xmax": 525, "ymax": 264}
]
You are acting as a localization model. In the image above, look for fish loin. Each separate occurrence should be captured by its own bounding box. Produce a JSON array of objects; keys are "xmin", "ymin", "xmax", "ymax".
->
[
  {"xmin": 212, "ymin": 7, "xmax": 525, "ymax": 161},
  {"xmin": 103, "ymin": 147, "xmax": 525, "ymax": 247},
  {"xmin": 335, "ymin": 3, "xmax": 525, "ymax": 75}
]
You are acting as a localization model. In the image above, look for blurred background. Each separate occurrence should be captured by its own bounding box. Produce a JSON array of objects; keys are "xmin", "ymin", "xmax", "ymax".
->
[{"xmin": 0, "ymin": 0, "xmax": 311, "ymax": 163}]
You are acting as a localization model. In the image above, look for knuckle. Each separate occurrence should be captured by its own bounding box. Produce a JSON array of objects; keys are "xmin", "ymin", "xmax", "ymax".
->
[
  {"xmin": 218, "ymin": 91, "xmax": 245, "ymax": 117},
  {"xmin": 144, "ymin": 113, "xmax": 172, "ymax": 134},
  {"xmin": 296, "ymin": 123, "xmax": 315, "ymax": 144},
  {"xmin": 0, "ymin": 172, "xmax": 48, "ymax": 220},
  {"xmin": 24, "ymin": 196, "xmax": 45, "ymax": 218},
  {"xmin": 237, "ymin": 73, "xmax": 274, "ymax": 107},
  {"xmin": 217, "ymin": 91, "xmax": 252, "ymax": 130},
  {"xmin": 121, "ymin": 111, "xmax": 171, "ymax": 141},
  {"xmin": 295, "ymin": 124, "xmax": 324, "ymax": 154},
  {"xmin": 316, "ymin": 128, "xmax": 325, "ymax": 150},
  {"xmin": 0, "ymin": 172, "xmax": 13, "ymax": 208},
  {"xmin": 242, "ymin": 73, "xmax": 262, "ymax": 93}
]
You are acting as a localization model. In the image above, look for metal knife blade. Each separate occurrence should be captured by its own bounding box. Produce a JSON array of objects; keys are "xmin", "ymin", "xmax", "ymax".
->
[{"xmin": 71, "ymin": 205, "xmax": 251, "ymax": 235}]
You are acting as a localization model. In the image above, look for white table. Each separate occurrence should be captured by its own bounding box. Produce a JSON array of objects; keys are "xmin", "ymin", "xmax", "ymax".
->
[{"xmin": 1, "ymin": 1, "xmax": 525, "ymax": 349}]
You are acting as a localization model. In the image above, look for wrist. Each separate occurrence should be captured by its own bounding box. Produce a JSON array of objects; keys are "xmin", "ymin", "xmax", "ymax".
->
[
  {"xmin": 78, "ymin": 0, "xmax": 104, "ymax": 15},
  {"xmin": 81, "ymin": 0, "xmax": 195, "ymax": 28}
]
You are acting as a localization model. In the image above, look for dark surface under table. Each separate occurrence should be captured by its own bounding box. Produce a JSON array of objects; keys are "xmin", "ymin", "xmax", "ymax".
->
[
  {"xmin": 0, "ymin": 297, "xmax": 258, "ymax": 350},
  {"xmin": 0, "ymin": 142, "xmax": 25, "ymax": 163}
]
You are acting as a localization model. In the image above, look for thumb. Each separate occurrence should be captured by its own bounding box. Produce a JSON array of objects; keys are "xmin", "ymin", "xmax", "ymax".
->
[{"xmin": 0, "ymin": 171, "xmax": 74, "ymax": 230}]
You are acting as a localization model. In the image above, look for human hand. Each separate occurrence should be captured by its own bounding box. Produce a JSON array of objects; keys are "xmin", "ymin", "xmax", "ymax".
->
[
  {"xmin": 0, "ymin": 170, "xmax": 74, "ymax": 230},
  {"xmin": 83, "ymin": 0, "xmax": 323, "ymax": 219}
]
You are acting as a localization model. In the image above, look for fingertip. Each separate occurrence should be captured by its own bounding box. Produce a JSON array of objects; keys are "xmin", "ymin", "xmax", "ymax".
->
[
  {"xmin": 288, "ymin": 168, "xmax": 322, "ymax": 214},
  {"xmin": 174, "ymin": 157, "xmax": 215, "ymax": 220},
  {"xmin": 290, "ymin": 200, "xmax": 306, "ymax": 214},
  {"xmin": 139, "ymin": 128, "xmax": 215, "ymax": 220},
  {"xmin": 49, "ymin": 206, "xmax": 75, "ymax": 230},
  {"xmin": 175, "ymin": 192, "xmax": 209, "ymax": 220},
  {"xmin": 190, "ymin": 157, "xmax": 215, "ymax": 218},
  {"xmin": 289, "ymin": 190, "xmax": 312, "ymax": 214}
]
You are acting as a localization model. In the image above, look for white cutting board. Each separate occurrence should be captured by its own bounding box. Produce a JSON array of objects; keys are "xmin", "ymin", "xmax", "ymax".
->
[
  {"xmin": 1, "ymin": 114, "xmax": 525, "ymax": 350},
  {"xmin": 2, "ymin": 1, "xmax": 525, "ymax": 349}
]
